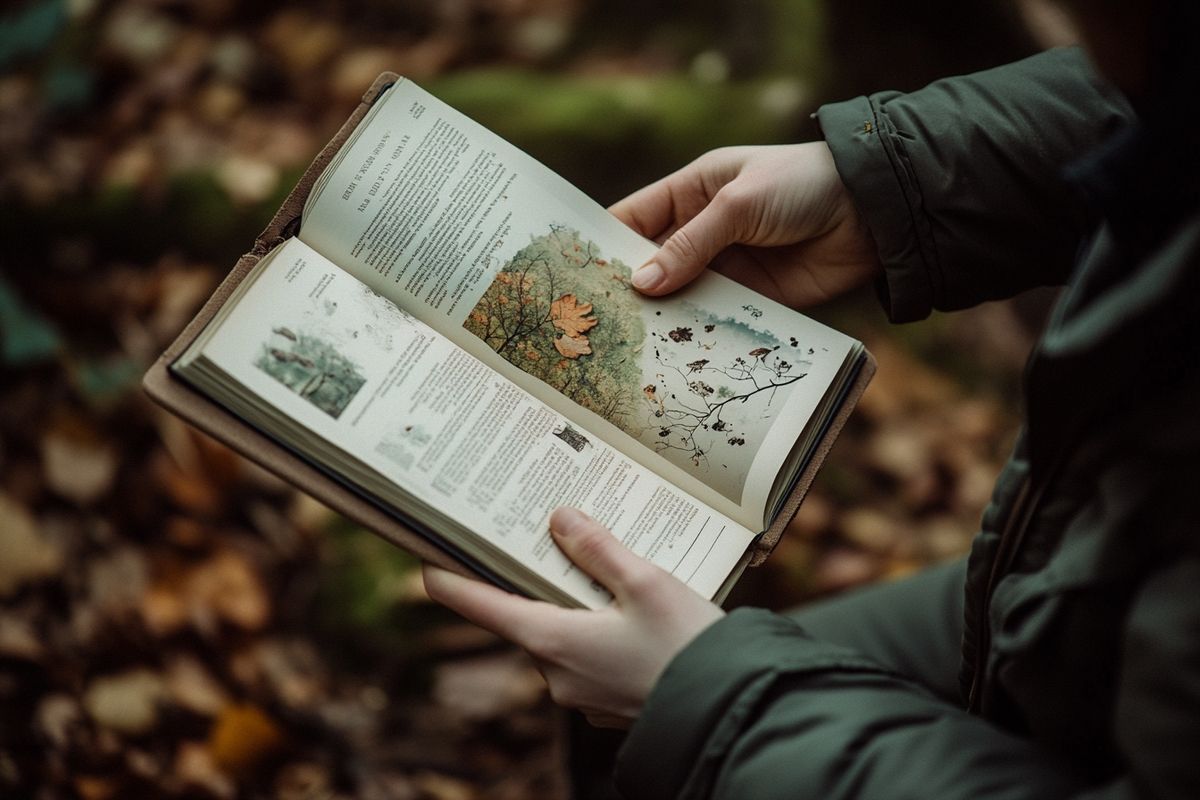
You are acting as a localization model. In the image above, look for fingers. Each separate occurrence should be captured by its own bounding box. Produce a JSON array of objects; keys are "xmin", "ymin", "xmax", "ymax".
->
[
  {"xmin": 631, "ymin": 193, "xmax": 744, "ymax": 295},
  {"xmin": 422, "ymin": 564, "xmax": 558, "ymax": 642},
  {"xmin": 549, "ymin": 508, "xmax": 658, "ymax": 602},
  {"xmin": 608, "ymin": 177, "xmax": 677, "ymax": 240}
]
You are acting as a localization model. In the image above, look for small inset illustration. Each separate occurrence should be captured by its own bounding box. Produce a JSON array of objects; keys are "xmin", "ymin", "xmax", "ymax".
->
[
  {"xmin": 255, "ymin": 327, "xmax": 366, "ymax": 419},
  {"xmin": 375, "ymin": 424, "xmax": 431, "ymax": 472},
  {"xmin": 553, "ymin": 423, "xmax": 592, "ymax": 453}
]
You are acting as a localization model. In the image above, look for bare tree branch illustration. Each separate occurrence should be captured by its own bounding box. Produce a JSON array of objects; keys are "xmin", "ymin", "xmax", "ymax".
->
[{"xmin": 646, "ymin": 351, "xmax": 806, "ymax": 465}]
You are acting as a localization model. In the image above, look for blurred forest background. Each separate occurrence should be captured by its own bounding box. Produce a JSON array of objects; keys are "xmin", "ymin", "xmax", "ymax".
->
[{"xmin": 0, "ymin": 1, "xmax": 1077, "ymax": 798}]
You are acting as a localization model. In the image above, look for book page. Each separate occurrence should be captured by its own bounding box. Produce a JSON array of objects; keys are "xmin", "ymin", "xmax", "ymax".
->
[
  {"xmin": 190, "ymin": 238, "xmax": 754, "ymax": 607},
  {"xmin": 300, "ymin": 79, "xmax": 856, "ymax": 526}
]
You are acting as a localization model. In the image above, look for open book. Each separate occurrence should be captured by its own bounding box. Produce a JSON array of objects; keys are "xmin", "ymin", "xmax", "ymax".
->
[{"xmin": 146, "ymin": 73, "xmax": 872, "ymax": 609}]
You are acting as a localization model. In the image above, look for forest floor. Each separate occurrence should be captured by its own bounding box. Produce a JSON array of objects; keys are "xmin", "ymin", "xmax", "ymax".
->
[{"xmin": 1, "ymin": 2, "xmax": 1042, "ymax": 797}]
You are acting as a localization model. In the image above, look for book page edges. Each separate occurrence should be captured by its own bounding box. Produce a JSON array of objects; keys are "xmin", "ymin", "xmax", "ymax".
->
[{"xmin": 748, "ymin": 350, "xmax": 875, "ymax": 566}]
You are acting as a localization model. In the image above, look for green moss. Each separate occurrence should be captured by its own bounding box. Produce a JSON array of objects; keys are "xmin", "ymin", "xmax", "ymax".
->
[{"xmin": 428, "ymin": 70, "xmax": 807, "ymax": 204}]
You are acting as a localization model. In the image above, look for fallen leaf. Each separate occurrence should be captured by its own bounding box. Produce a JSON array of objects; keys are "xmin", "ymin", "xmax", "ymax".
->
[
  {"xmin": 0, "ymin": 613, "xmax": 44, "ymax": 661},
  {"xmin": 274, "ymin": 762, "xmax": 335, "ymax": 800},
  {"xmin": 141, "ymin": 583, "xmax": 188, "ymax": 637},
  {"xmin": 85, "ymin": 546, "xmax": 149, "ymax": 624},
  {"xmin": 813, "ymin": 548, "xmax": 879, "ymax": 594},
  {"xmin": 175, "ymin": 741, "xmax": 235, "ymax": 799},
  {"xmin": 549, "ymin": 293, "xmax": 597, "ymax": 338},
  {"xmin": 413, "ymin": 771, "xmax": 477, "ymax": 800},
  {"xmin": 37, "ymin": 693, "xmax": 83, "ymax": 749},
  {"xmin": 433, "ymin": 652, "xmax": 545, "ymax": 722},
  {"xmin": 41, "ymin": 418, "xmax": 117, "ymax": 505},
  {"xmin": 0, "ymin": 492, "xmax": 63, "ymax": 598},
  {"xmin": 84, "ymin": 669, "xmax": 167, "ymax": 736},
  {"xmin": 165, "ymin": 655, "xmax": 230, "ymax": 717},
  {"xmin": 73, "ymin": 775, "xmax": 121, "ymax": 800},
  {"xmin": 207, "ymin": 703, "xmax": 284, "ymax": 776},
  {"xmin": 228, "ymin": 638, "xmax": 323, "ymax": 708},
  {"xmin": 189, "ymin": 549, "xmax": 270, "ymax": 631},
  {"xmin": 553, "ymin": 333, "xmax": 591, "ymax": 359},
  {"xmin": 838, "ymin": 508, "xmax": 898, "ymax": 554}
]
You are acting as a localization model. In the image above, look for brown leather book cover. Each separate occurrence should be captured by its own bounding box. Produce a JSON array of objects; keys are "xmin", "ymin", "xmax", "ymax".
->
[{"xmin": 142, "ymin": 71, "xmax": 874, "ymax": 591}]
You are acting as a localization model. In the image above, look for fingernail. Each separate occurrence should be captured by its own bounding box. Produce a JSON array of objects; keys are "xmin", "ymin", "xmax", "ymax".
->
[
  {"xmin": 550, "ymin": 507, "xmax": 589, "ymax": 537},
  {"xmin": 632, "ymin": 262, "xmax": 664, "ymax": 291}
]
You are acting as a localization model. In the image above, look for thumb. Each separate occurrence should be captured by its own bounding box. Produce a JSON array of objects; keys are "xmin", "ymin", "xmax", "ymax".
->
[
  {"xmin": 549, "ymin": 507, "xmax": 654, "ymax": 601},
  {"xmin": 631, "ymin": 197, "xmax": 742, "ymax": 296}
]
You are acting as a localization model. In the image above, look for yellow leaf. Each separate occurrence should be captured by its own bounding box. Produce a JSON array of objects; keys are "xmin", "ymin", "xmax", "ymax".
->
[
  {"xmin": 550, "ymin": 293, "xmax": 598, "ymax": 338},
  {"xmin": 208, "ymin": 704, "xmax": 284, "ymax": 776}
]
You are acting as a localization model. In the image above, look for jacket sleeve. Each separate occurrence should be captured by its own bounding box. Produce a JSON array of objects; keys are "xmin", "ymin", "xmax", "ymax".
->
[
  {"xmin": 816, "ymin": 47, "xmax": 1132, "ymax": 322},
  {"xmin": 614, "ymin": 565, "xmax": 1200, "ymax": 800}
]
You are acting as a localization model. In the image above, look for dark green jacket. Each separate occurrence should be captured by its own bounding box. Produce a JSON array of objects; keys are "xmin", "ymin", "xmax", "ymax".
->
[{"xmin": 615, "ymin": 47, "xmax": 1200, "ymax": 800}]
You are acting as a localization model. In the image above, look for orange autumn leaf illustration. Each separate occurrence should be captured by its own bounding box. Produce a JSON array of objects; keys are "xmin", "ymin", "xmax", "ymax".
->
[
  {"xmin": 550, "ymin": 294, "xmax": 598, "ymax": 338},
  {"xmin": 554, "ymin": 334, "xmax": 592, "ymax": 358}
]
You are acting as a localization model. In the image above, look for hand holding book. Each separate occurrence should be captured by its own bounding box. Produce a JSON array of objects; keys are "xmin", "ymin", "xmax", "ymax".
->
[
  {"xmin": 424, "ymin": 507, "xmax": 725, "ymax": 730},
  {"xmin": 610, "ymin": 142, "xmax": 881, "ymax": 307}
]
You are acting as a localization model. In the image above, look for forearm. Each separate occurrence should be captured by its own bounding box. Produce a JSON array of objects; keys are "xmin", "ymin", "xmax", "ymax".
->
[
  {"xmin": 615, "ymin": 609, "xmax": 1133, "ymax": 800},
  {"xmin": 818, "ymin": 47, "xmax": 1133, "ymax": 322}
]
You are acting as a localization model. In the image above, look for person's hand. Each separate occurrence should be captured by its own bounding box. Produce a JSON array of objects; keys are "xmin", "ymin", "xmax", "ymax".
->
[
  {"xmin": 610, "ymin": 142, "xmax": 882, "ymax": 308},
  {"xmin": 422, "ymin": 507, "xmax": 724, "ymax": 729}
]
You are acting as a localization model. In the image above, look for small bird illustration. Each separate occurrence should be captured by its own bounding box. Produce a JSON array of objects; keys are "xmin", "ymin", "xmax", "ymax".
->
[{"xmin": 686, "ymin": 359, "xmax": 709, "ymax": 373}]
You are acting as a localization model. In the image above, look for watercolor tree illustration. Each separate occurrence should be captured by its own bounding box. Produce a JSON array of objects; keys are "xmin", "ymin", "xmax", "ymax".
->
[
  {"xmin": 464, "ymin": 225, "xmax": 644, "ymax": 423},
  {"xmin": 641, "ymin": 307, "xmax": 811, "ymax": 472}
]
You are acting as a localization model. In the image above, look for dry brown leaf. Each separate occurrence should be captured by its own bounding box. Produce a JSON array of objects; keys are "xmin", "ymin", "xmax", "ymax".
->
[
  {"xmin": 812, "ymin": 548, "xmax": 879, "ymax": 594},
  {"xmin": 189, "ymin": 549, "xmax": 270, "ymax": 631},
  {"xmin": 86, "ymin": 546, "xmax": 149, "ymax": 623},
  {"xmin": 151, "ymin": 451, "xmax": 225, "ymax": 516},
  {"xmin": 175, "ymin": 741, "xmax": 235, "ymax": 799},
  {"xmin": 215, "ymin": 155, "xmax": 279, "ymax": 205},
  {"xmin": 262, "ymin": 12, "xmax": 343, "ymax": 75},
  {"xmin": 83, "ymin": 669, "xmax": 167, "ymax": 736},
  {"xmin": 549, "ymin": 293, "xmax": 597, "ymax": 338},
  {"xmin": 0, "ymin": 613, "xmax": 45, "ymax": 661},
  {"xmin": 165, "ymin": 655, "xmax": 230, "ymax": 717},
  {"xmin": 0, "ymin": 492, "xmax": 63, "ymax": 598},
  {"xmin": 433, "ymin": 652, "xmax": 546, "ymax": 722},
  {"xmin": 41, "ymin": 420, "xmax": 117, "ymax": 505},
  {"xmin": 331, "ymin": 48, "xmax": 405, "ymax": 104},
  {"xmin": 838, "ymin": 509, "xmax": 898, "ymax": 554},
  {"xmin": 207, "ymin": 703, "xmax": 285, "ymax": 776},
  {"xmin": 228, "ymin": 638, "xmax": 323, "ymax": 708},
  {"xmin": 141, "ymin": 583, "xmax": 189, "ymax": 637},
  {"xmin": 274, "ymin": 762, "xmax": 336, "ymax": 800},
  {"xmin": 37, "ymin": 694, "xmax": 83, "ymax": 749},
  {"xmin": 73, "ymin": 775, "xmax": 122, "ymax": 800},
  {"xmin": 413, "ymin": 771, "xmax": 477, "ymax": 800},
  {"xmin": 553, "ymin": 334, "xmax": 591, "ymax": 359}
]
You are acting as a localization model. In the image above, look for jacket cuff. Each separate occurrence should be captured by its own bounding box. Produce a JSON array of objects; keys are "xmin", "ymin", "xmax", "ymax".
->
[
  {"xmin": 816, "ymin": 95, "xmax": 938, "ymax": 322},
  {"xmin": 614, "ymin": 607, "xmax": 884, "ymax": 799}
]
